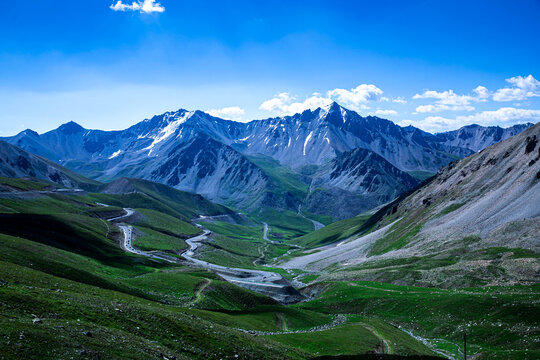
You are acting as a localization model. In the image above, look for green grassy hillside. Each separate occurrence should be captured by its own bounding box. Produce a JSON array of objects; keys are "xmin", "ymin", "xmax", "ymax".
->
[
  {"xmin": 290, "ymin": 212, "xmax": 373, "ymax": 249},
  {"xmin": 3, "ymin": 176, "xmax": 531, "ymax": 359},
  {"xmin": 247, "ymin": 155, "xmax": 309, "ymax": 203},
  {"xmin": 95, "ymin": 177, "xmax": 234, "ymax": 220},
  {"xmin": 299, "ymin": 281, "xmax": 539, "ymax": 360}
]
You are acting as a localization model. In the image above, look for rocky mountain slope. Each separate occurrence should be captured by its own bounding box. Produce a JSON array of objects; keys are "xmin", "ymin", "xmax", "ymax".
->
[
  {"xmin": 282, "ymin": 123, "xmax": 540, "ymax": 287},
  {"xmin": 102, "ymin": 133, "xmax": 275, "ymax": 211},
  {"xmin": 304, "ymin": 148, "xmax": 419, "ymax": 219},
  {"xmin": 0, "ymin": 140, "xmax": 100, "ymax": 190}
]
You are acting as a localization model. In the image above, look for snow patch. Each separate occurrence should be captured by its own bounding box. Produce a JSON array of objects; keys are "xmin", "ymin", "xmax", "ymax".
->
[
  {"xmin": 144, "ymin": 111, "xmax": 193, "ymax": 152},
  {"xmin": 303, "ymin": 131, "xmax": 313, "ymax": 156},
  {"xmin": 108, "ymin": 150, "xmax": 122, "ymax": 159},
  {"xmin": 236, "ymin": 135, "xmax": 252, "ymax": 142},
  {"xmin": 340, "ymin": 108, "xmax": 347, "ymax": 122}
]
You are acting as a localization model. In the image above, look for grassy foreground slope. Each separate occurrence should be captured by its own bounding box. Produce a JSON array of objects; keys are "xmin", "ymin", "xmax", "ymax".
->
[
  {"xmin": 0, "ymin": 177, "xmax": 444, "ymax": 359},
  {"xmin": 298, "ymin": 281, "xmax": 539, "ymax": 360},
  {"xmin": 0, "ymin": 180, "xmax": 300, "ymax": 358},
  {"xmin": 0, "ymin": 260, "xmax": 305, "ymax": 360}
]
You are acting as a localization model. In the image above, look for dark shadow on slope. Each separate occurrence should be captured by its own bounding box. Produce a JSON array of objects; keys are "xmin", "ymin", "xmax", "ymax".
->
[
  {"xmin": 0, "ymin": 213, "xmax": 129, "ymax": 265},
  {"xmin": 313, "ymin": 355, "xmax": 445, "ymax": 360}
]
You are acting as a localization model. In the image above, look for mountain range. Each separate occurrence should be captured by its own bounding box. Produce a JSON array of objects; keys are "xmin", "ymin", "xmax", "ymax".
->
[{"xmin": 2, "ymin": 102, "xmax": 533, "ymax": 220}]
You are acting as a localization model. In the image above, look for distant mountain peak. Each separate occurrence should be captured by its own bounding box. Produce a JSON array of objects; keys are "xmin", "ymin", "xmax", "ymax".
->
[
  {"xmin": 327, "ymin": 100, "xmax": 343, "ymax": 111},
  {"xmin": 58, "ymin": 121, "xmax": 85, "ymax": 134},
  {"xmin": 318, "ymin": 101, "xmax": 347, "ymax": 115},
  {"xmin": 314, "ymin": 101, "xmax": 350, "ymax": 126},
  {"xmin": 21, "ymin": 129, "xmax": 40, "ymax": 137}
]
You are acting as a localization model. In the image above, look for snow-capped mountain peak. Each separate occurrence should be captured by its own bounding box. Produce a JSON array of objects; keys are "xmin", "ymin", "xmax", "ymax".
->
[{"xmin": 143, "ymin": 110, "xmax": 194, "ymax": 153}]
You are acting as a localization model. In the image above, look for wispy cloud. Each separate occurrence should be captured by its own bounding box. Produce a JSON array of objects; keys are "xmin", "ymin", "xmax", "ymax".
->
[
  {"xmin": 110, "ymin": 0, "xmax": 165, "ymax": 14},
  {"xmin": 412, "ymin": 86, "xmax": 488, "ymax": 113},
  {"xmin": 375, "ymin": 109, "xmax": 398, "ymax": 116},
  {"xmin": 256, "ymin": 76, "xmax": 539, "ymax": 131},
  {"xmin": 412, "ymin": 75, "xmax": 540, "ymax": 113},
  {"xmin": 207, "ymin": 106, "xmax": 245, "ymax": 122}
]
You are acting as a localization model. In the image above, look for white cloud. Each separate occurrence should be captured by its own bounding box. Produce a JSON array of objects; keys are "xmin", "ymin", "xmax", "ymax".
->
[
  {"xmin": 415, "ymin": 104, "xmax": 444, "ymax": 113},
  {"xmin": 413, "ymin": 89, "xmax": 480, "ymax": 113},
  {"xmin": 259, "ymin": 92, "xmax": 332, "ymax": 116},
  {"xmin": 399, "ymin": 107, "xmax": 540, "ymax": 133},
  {"xmin": 375, "ymin": 109, "xmax": 398, "ymax": 116},
  {"xmin": 493, "ymin": 75, "xmax": 540, "ymax": 101},
  {"xmin": 392, "ymin": 97, "xmax": 407, "ymax": 104},
  {"xmin": 327, "ymin": 84, "xmax": 384, "ymax": 110},
  {"xmin": 207, "ymin": 106, "xmax": 245, "ymax": 122},
  {"xmin": 413, "ymin": 76, "xmax": 539, "ymax": 111},
  {"xmin": 260, "ymin": 84, "xmax": 385, "ymax": 116},
  {"xmin": 110, "ymin": 0, "xmax": 165, "ymax": 13},
  {"xmin": 472, "ymin": 86, "xmax": 490, "ymax": 100}
]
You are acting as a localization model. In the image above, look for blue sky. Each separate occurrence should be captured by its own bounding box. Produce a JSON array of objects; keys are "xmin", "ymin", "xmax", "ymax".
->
[{"xmin": 1, "ymin": 0, "xmax": 539, "ymax": 135}]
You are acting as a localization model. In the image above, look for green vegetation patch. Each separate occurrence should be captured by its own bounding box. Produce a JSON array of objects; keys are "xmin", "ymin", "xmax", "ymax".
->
[
  {"xmin": 202, "ymin": 221, "xmax": 263, "ymax": 241},
  {"xmin": 199, "ymin": 233, "xmax": 262, "ymax": 268},
  {"xmin": 247, "ymin": 155, "xmax": 309, "ymax": 201},
  {"xmin": 369, "ymin": 221, "xmax": 422, "ymax": 256},
  {"xmin": 135, "ymin": 208, "xmax": 200, "ymax": 236},
  {"xmin": 268, "ymin": 322, "xmax": 380, "ymax": 356},
  {"xmin": 88, "ymin": 178, "xmax": 232, "ymax": 221},
  {"xmin": 0, "ymin": 176, "xmax": 57, "ymax": 191},
  {"xmin": 299, "ymin": 210, "xmax": 334, "ymax": 225},
  {"xmin": 133, "ymin": 226, "xmax": 188, "ymax": 252},
  {"xmin": 438, "ymin": 202, "xmax": 466, "ymax": 217},
  {"xmin": 291, "ymin": 213, "xmax": 372, "ymax": 249},
  {"xmin": 254, "ymin": 208, "xmax": 314, "ymax": 240}
]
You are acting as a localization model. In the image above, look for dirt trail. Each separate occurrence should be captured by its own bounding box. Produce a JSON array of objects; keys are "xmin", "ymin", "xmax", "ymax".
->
[
  {"xmin": 187, "ymin": 278, "xmax": 212, "ymax": 307},
  {"xmin": 236, "ymin": 314, "xmax": 347, "ymax": 336},
  {"xmin": 276, "ymin": 313, "xmax": 290, "ymax": 331},
  {"xmin": 361, "ymin": 324, "xmax": 393, "ymax": 354},
  {"xmin": 253, "ymin": 243, "xmax": 270, "ymax": 267},
  {"xmin": 298, "ymin": 205, "xmax": 325, "ymax": 231}
]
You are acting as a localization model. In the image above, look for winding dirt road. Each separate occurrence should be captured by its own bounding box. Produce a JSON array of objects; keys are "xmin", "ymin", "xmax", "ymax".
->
[
  {"xmin": 107, "ymin": 208, "xmax": 304, "ymax": 303},
  {"xmin": 180, "ymin": 227, "xmax": 304, "ymax": 303},
  {"xmin": 262, "ymin": 222, "xmax": 280, "ymax": 244},
  {"xmin": 298, "ymin": 205, "xmax": 325, "ymax": 231}
]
